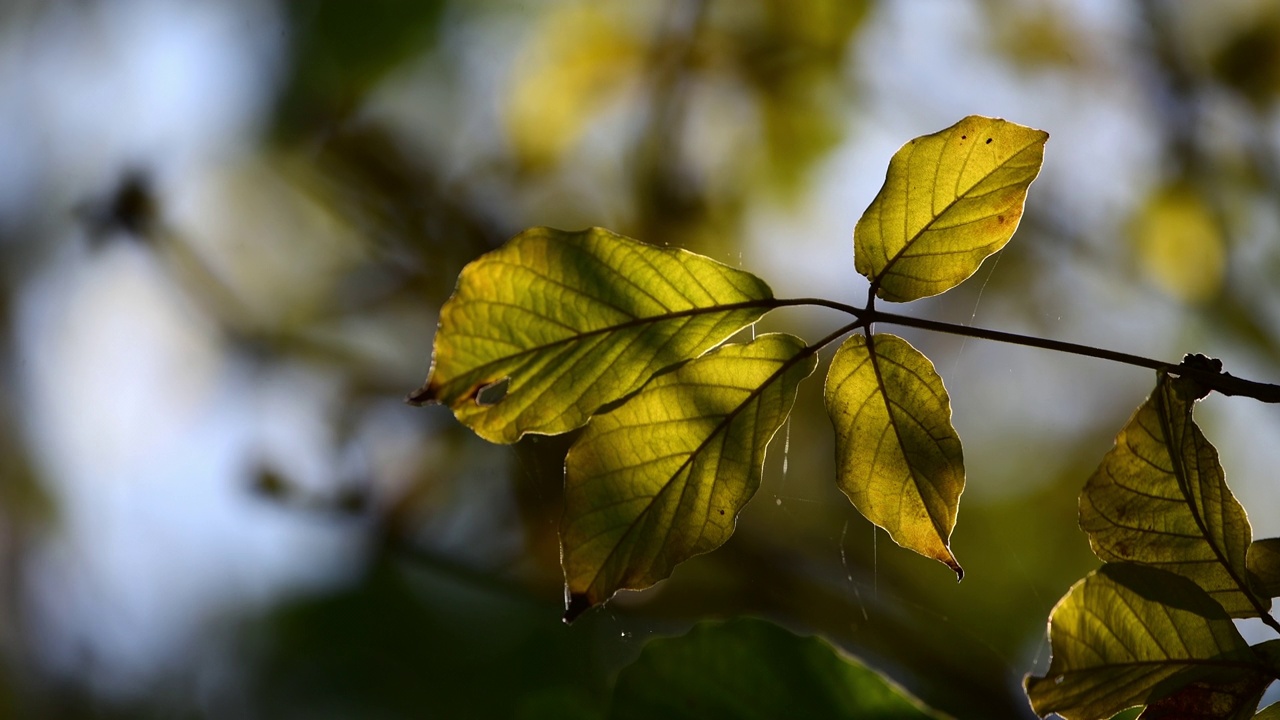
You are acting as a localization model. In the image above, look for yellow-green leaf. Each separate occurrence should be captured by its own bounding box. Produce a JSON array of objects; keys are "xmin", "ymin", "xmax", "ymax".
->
[
  {"xmin": 823, "ymin": 333, "xmax": 964, "ymax": 577},
  {"xmin": 1247, "ymin": 538, "xmax": 1280, "ymax": 598},
  {"xmin": 1025, "ymin": 563, "xmax": 1261, "ymax": 720},
  {"xmin": 561, "ymin": 334, "xmax": 816, "ymax": 619},
  {"xmin": 1258, "ymin": 702, "xmax": 1280, "ymax": 719},
  {"xmin": 1080, "ymin": 374, "xmax": 1267, "ymax": 618},
  {"xmin": 854, "ymin": 115, "xmax": 1048, "ymax": 302},
  {"xmin": 410, "ymin": 227, "xmax": 773, "ymax": 443},
  {"xmin": 610, "ymin": 618, "xmax": 945, "ymax": 720}
]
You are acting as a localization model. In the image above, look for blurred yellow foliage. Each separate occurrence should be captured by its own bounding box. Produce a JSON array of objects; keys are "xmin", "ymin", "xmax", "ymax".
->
[
  {"xmin": 505, "ymin": 4, "xmax": 645, "ymax": 168},
  {"xmin": 1132, "ymin": 184, "xmax": 1225, "ymax": 304}
]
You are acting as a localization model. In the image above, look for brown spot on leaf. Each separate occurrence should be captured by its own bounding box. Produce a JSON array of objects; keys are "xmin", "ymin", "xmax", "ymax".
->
[{"xmin": 985, "ymin": 137, "xmax": 992, "ymax": 144}]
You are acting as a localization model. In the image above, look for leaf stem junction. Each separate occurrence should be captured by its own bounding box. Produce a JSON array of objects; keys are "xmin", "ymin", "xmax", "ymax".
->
[{"xmin": 768, "ymin": 297, "xmax": 1280, "ymax": 404}]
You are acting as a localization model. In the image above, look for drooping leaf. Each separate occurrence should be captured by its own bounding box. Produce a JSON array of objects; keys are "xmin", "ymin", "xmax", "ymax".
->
[
  {"xmin": 1247, "ymin": 538, "xmax": 1280, "ymax": 598},
  {"xmin": 1135, "ymin": 673, "xmax": 1270, "ymax": 720},
  {"xmin": 1025, "ymin": 563, "xmax": 1262, "ymax": 720},
  {"xmin": 609, "ymin": 618, "xmax": 944, "ymax": 720},
  {"xmin": 1080, "ymin": 374, "xmax": 1267, "ymax": 618},
  {"xmin": 561, "ymin": 334, "xmax": 816, "ymax": 618},
  {"xmin": 854, "ymin": 115, "xmax": 1048, "ymax": 302},
  {"xmin": 824, "ymin": 332, "xmax": 965, "ymax": 577},
  {"xmin": 411, "ymin": 227, "xmax": 774, "ymax": 443}
]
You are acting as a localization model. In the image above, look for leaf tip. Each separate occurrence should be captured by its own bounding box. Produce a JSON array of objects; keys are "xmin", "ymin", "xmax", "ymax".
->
[
  {"xmin": 563, "ymin": 591, "xmax": 593, "ymax": 624},
  {"xmin": 405, "ymin": 379, "xmax": 440, "ymax": 406}
]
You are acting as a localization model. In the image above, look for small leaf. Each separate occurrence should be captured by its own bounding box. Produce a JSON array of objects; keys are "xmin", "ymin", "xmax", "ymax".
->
[
  {"xmin": 1247, "ymin": 538, "xmax": 1280, "ymax": 598},
  {"xmin": 855, "ymin": 115, "xmax": 1048, "ymax": 302},
  {"xmin": 1257, "ymin": 703, "xmax": 1280, "ymax": 719},
  {"xmin": 411, "ymin": 227, "xmax": 773, "ymax": 443},
  {"xmin": 560, "ymin": 334, "xmax": 816, "ymax": 618},
  {"xmin": 1080, "ymin": 374, "xmax": 1267, "ymax": 618},
  {"xmin": 609, "ymin": 618, "xmax": 945, "ymax": 720},
  {"xmin": 824, "ymin": 333, "xmax": 964, "ymax": 577},
  {"xmin": 1025, "ymin": 563, "xmax": 1261, "ymax": 720}
]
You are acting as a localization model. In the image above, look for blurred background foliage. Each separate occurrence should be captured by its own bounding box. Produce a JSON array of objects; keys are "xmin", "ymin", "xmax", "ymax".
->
[{"xmin": 1, "ymin": 0, "xmax": 1280, "ymax": 718}]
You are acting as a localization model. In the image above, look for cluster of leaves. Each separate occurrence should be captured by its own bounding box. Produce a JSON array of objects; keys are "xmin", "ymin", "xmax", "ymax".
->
[
  {"xmin": 1024, "ymin": 372, "xmax": 1280, "ymax": 719},
  {"xmin": 412, "ymin": 115, "xmax": 1280, "ymax": 717}
]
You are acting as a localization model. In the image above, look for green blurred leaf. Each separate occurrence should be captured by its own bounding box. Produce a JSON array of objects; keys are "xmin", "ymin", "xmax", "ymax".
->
[
  {"xmin": 1257, "ymin": 702, "xmax": 1280, "ymax": 719},
  {"xmin": 276, "ymin": 0, "xmax": 445, "ymax": 135},
  {"xmin": 1210, "ymin": 9, "xmax": 1280, "ymax": 110},
  {"xmin": 561, "ymin": 334, "xmax": 816, "ymax": 618},
  {"xmin": 1025, "ymin": 563, "xmax": 1262, "ymax": 720},
  {"xmin": 609, "ymin": 618, "xmax": 944, "ymax": 720},
  {"xmin": 1247, "ymin": 538, "xmax": 1280, "ymax": 598},
  {"xmin": 1080, "ymin": 374, "xmax": 1267, "ymax": 618},
  {"xmin": 854, "ymin": 115, "xmax": 1048, "ymax": 302},
  {"xmin": 823, "ymin": 333, "xmax": 964, "ymax": 577},
  {"xmin": 412, "ymin": 227, "xmax": 774, "ymax": 443}
]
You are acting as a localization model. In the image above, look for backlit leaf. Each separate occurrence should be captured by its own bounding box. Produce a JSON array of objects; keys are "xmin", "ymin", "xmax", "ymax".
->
[
  {"xmin": 1136, "ymin": 673, "xmax": 1270, "ymax": 720},
  {"xmin": 561, "ymin": 334, "xmax": 816, "ymax": 618},
  {"xmin": 1080, "ymin": 374, "xmax": 1267, "ymax": 618},
  {"xmin": 1247, "ymin": 538, "xmax": 1280, "ymax": 598},
  {"xmin": 609, "ymin": 618, "xmax": 944, "ymax": 720},
  {"xmin": 824, "ymin": 333, "xmax": 964, "ymax": 577},
  {"xmin": 854, "ymin": 115, "xmax": 1048, "ymax": 302},
  {"xmin": 410, "ymin": 227, "xmax": 773, "ymax": 443},
  {"xmin": 1025, "ymin": 563, "xmax": 1262, "ymax": 720}
]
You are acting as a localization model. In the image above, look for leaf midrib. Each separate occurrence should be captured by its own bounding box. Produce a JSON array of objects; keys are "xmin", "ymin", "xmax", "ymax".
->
[
  {"xmin": 1154, "ymin": 380, "xmax": 1265, "ymax": 618},
  {"xmin": 436, "ymin": 298, "xmax": 776, "ymax": 396},
  {"xmin": 865, "ymin": 334, "xmax": 952, "ymax": 546}
]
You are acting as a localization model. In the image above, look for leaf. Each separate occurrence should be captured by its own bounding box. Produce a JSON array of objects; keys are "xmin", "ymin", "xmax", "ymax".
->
[
  {"xmin": 1136, "ymin": 673, "xmax": 1270, "ymax": 720},
  {"xmin": 1025, "ymin": 563, "xmax": 1263, "ymax": 720},
  {"xmin": 1080, "ymin": 374, "xmax": 1267, "ymax": 618},
  {"xmin": 411, "ymin": 227, "xmax": 774, "ymax": 443},
  {"xmin": 505, "ymin": 5, "xmax": 643, "ymax": 167},
  {"xmin": 854, "ymin": 115, "xmax": 1048, "ymax": 302},
  {"xmin": 823, "ymin": 332, "xmax": 965, "ymax": 577},
  {"xmin": 560, "ymin": 334, "xmax": 816, "ymax": 618},
  {"xmin": 608, "ymin": 618, "xmax": 945, "ymax": 720},
  {"xmin": 1247, "ymin": 538, "xmax": 1280, "ymax": 598},
  {"xmin": 1257, "ymin": 703, "xmax": 1280, "ymax": 719}
]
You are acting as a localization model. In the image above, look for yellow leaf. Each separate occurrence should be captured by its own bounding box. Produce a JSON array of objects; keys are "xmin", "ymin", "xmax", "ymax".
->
[
  {"xmin": 855, "ymin": 115, "xmax": 1048, "ymax": 302},
  {"xmin": 505, "ymin": 5, "xmax": 643, "ymax": 168},
  {"xmin": 823, "ymin": 333, "xmax": 964, "ymax": 577},
  {"xmin": 1080, "ymin": 374, "xmax": 1266, "ymax": 618},
  {"xmin": 1025, "ymin": 563, "xmax": 1261, "ymax": 720},
  {"xmin": 411, "ymin": 227, "xmax": 773, "ymax": 443},
  {"xmin": 561, "ymin": 334, "xmax": 816, "ymax": 618}
]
